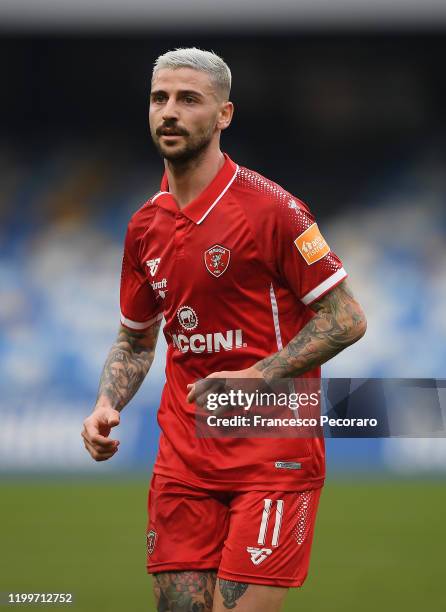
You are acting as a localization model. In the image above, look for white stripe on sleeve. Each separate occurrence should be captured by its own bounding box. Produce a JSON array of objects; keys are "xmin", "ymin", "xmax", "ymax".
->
[
  {"xmin": 120, "ymin": 311, "xmax": 163, "ymax": 330},
  {"xmin": 301, "ymin": 267, "xmax": 348, "ymax": 305}
]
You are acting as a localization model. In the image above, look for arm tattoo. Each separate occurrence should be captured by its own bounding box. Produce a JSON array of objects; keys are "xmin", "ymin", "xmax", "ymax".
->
[
  {"xmin": 255, "ymin": 280, "xmax": 366, "ymax": 382},
  {"xmin": 218, "ymin": 580, "xmax": 249, "ymax": 609},
  {"xmin": 96, "ymin": 321, "xmax": 161, "ymax": 411},
  {"xmin": 153, "ymin": 571, "xmax": 216, "ymax": 612}
]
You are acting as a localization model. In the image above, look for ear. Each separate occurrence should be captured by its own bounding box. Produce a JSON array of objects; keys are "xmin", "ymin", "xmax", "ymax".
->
[{"xmin": 217, "ymin": 101, "xmax": 234, "ymax": 131}]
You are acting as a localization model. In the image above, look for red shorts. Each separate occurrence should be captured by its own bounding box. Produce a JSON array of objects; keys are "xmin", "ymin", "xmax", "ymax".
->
[{"xmin": 146, "ymin": 474, "xmax": 322, "ymax": 588}]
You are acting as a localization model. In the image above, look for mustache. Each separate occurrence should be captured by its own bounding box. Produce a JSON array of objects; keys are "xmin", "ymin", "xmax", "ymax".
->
[{"xmin": 156, "ymin": 124, "xmax": 189, "ymax": 137}]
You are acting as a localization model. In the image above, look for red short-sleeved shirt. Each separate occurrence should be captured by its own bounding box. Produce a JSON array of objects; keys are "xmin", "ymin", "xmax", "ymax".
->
[{"xmin": 120, "ymin": 154, "xmax": 347, "ymax": 491}]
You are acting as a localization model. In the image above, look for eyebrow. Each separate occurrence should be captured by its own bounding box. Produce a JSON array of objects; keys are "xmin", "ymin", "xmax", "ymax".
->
[{"xmin": 151, "ymin": 89, "xmax": 205, "ymax": 99}]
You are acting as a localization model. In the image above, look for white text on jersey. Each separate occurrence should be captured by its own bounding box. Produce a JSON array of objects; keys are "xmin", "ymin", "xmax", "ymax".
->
[{"xmin": 172, "ymin": 329, "xmax": 245, "ymax": 354}]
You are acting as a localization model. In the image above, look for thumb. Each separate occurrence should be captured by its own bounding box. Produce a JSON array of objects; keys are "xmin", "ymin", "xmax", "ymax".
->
[{"xmin": 106, "ymin": 410, "xmax": 120, "ymax": 427}]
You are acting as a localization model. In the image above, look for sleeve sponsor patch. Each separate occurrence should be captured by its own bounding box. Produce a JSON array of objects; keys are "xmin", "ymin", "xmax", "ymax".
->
[{"xmin": 294, "ymin": 223, "xmax": 330, "ymax": 265}]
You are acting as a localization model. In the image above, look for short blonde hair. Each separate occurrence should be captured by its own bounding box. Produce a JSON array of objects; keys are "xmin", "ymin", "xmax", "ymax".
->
[{"xmin": 152, "ymin": 47, "xmax": 231, "ymax": 100}]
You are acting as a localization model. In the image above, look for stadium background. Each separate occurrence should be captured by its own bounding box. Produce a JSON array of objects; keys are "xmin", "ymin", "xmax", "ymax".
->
[{"xmin": 0, "ymin": 1, "xmax": 445, "ymax": 610}]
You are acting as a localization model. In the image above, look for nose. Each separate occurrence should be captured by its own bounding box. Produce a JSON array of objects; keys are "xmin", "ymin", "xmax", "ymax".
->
[{"xmin": 162, "ymin": 97, "xmax": 180, "ymax": 122}]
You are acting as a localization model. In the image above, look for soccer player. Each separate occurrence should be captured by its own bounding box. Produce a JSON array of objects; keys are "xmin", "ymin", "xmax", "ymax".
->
[{"xmin": 82, "ymin": 48, "xmax": 367, "ymax": 611}]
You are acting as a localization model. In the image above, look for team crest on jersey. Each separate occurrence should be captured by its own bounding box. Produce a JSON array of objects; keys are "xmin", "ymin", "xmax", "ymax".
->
[
  {"xmin": 177, "ymin": 305, "xmax": 198, "ymax": 331},
  {"xmin": 204, "ymin": 245, "xmax": 230, "ymax": 278},
  {"xmin": 146, "ymin": 258, "xmax": 161, "ymax": 277},
  {"xmin": 146, "ymin": 529, "xmax": 157, "ymax": 555}
]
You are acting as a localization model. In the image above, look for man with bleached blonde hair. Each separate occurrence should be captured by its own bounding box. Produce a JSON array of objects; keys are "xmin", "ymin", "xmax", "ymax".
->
[{"xmin": 82, "ymin": 47, "xmax": 366, "ymax": 611}]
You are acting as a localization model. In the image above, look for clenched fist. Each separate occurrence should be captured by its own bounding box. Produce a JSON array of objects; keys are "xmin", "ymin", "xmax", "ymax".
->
[{"xmin": 82, "ymin": 407, "xmax": 120, "ymax": 462}]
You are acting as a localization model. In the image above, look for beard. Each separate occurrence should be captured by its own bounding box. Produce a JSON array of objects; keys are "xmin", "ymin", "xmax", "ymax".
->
[{"xmin": 151, "ymin": 123, "xmax": 215, "ymax": 164}]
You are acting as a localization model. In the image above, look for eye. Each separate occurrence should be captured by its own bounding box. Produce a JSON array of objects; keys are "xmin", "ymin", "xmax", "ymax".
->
[
  {"xmin": 152, "ymin": 93, "xmax": 166, "ymax": 104},
  {"xmin": 183, "ymin": 96, "xmax": 196, "ymax": 104}
]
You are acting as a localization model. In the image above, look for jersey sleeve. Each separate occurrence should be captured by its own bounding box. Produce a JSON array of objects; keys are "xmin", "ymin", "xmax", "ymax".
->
[
  {"xmin": 273, "ymin": 197, "xmax": 348, "ymax": 305},
  {"xmin": 119, "ymin": 220, "xmax": 163, "ymax": 330}
]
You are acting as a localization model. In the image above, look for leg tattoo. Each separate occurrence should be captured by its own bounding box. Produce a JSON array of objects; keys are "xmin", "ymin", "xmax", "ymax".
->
[
  {"xmin": 153, "ymin": 571, "xmax": 216, "ymax": 612},
  {"xmin": 218, "ymin": 580, "xmax": 249, "ymax": 609}
]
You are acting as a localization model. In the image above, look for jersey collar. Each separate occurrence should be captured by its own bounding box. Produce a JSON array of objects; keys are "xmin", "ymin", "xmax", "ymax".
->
[{"xmin": 155, "ymin": 153, "xmax": 239, "ymax": 224}]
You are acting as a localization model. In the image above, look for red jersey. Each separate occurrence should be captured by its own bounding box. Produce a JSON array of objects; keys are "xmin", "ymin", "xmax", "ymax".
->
[{"xmin": 120, "ymin": 154, "xmax": 347, "ymax": 491}]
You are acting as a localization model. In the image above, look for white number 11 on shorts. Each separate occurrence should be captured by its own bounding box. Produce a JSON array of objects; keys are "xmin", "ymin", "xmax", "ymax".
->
[{"xmin": 257, "ymin": 498, "xmax": 284, "ymax": 547}]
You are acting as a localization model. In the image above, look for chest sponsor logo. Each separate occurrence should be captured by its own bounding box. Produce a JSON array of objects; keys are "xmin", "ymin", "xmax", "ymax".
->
[
  {"xmin": 204, "ymin": 244, "xmax": 230, "ymax": 278},
  {"xmin": 172, "ymin": 329, "xmax": 245, "ymax": 354},
  {"xmin": 177, "ymin": 305, "xmax": 198, "ymax": 331},
  {"xmin": 294, "ymin": 223, "xmax": 330, "ymax": 265},
  {"xmin": 146, "ymin": 258, "xmax": 161, "ymax": 277},
  {"xmin": 246, "ymin": 547, "xmax": 272, "ymax": 566}
]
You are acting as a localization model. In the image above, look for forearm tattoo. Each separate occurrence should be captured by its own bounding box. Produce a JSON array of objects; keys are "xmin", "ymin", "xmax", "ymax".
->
[
  {"xmin": 255, "ymin": 281, "xmax": 366, "ymax": 382},
  {"xmin": 153, "ymin": 571, "xmax": 216, "ymax": 612},
  {"xmin": 219, "ymin": 580, "xmax": 249, "ymax": 609},
  {"xmin": 96, "ymin": 321, "xmax": 161, "ymax": 411}
]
